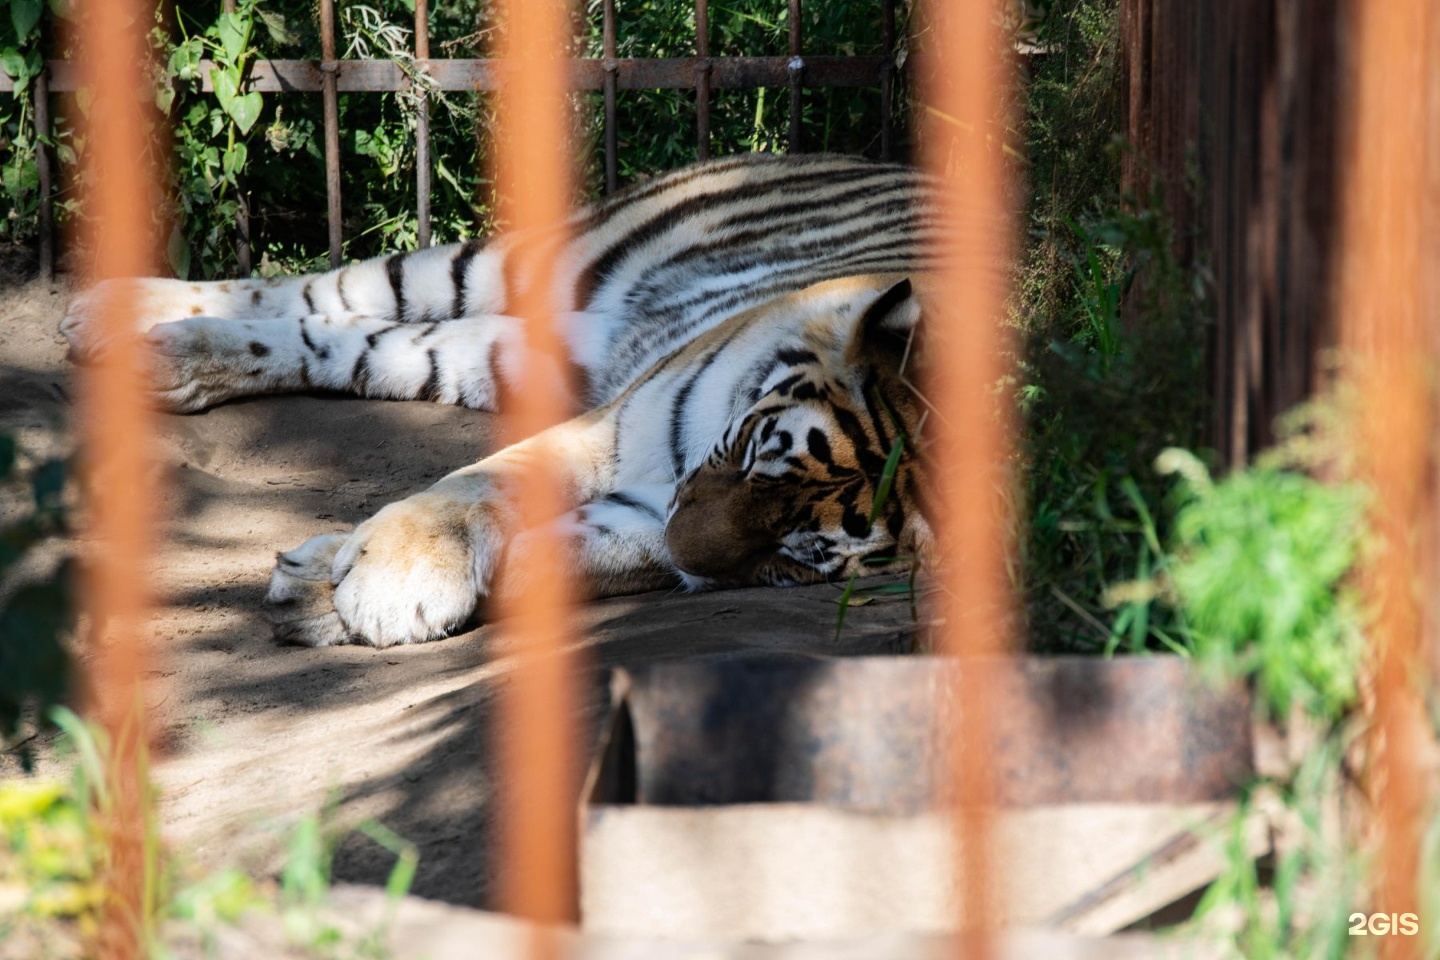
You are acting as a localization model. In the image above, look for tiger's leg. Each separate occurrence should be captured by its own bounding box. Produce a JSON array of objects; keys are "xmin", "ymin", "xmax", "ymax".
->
[
  {"xmin": 61, "ymin": 242, "xmax": 506, "ymax": 359},
  {"xmin": 267, "ymin": 485, "xmax": 681, "ymax": 647},
  {"xmin": 144, "ymin": 309, "xmax": 575, "ymax": 413},
  {"xmin": 264, "ymin": 407, "xmax": 622, "ymax": 648},
  {"xmin": 495, "ymin": 484, "xmax": 681, "ymax": 602}
]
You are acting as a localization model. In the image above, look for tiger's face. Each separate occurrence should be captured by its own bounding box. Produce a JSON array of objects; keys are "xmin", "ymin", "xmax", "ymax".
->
[{"xmin": 665, "ymin": 277, "xmax": 933, "ymax": 587}]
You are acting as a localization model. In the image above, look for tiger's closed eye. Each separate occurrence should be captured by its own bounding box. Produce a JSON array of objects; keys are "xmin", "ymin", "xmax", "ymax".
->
[{"xmin": 741, "ymin": 434, "xmax": 759, "ymax": 473}]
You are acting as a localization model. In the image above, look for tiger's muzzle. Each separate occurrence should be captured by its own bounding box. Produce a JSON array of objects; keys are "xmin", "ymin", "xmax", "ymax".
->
[{"xmin": 665, "ymin": 470, "xmax": 778, "ymax": 583}]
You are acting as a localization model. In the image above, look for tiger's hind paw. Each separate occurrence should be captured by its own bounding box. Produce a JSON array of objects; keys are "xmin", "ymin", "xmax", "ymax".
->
[
  {"xmin": 61, "ymin": 278, "xmax": 197, "ymax": 361},
  {"xmin": 265, "ymin": 533, "xmax": 353, "ymax": 647}
]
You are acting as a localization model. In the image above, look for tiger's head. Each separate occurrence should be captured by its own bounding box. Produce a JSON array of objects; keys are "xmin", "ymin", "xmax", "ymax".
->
[{"xmin": 665, "ymin": 275, "xmax": 934, "ymax": 588}]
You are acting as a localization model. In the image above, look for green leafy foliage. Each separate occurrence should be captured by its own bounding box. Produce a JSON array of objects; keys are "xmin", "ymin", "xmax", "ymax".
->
[
  {"xmin": 1156, "ymin": 447, "xmax": 1366, "ymax": 721},
  {"xmin": 0, "ymin": 708, "xmax": 153, "ymax": 951},
  {"xmin": 1018, "ymin": 192, "xmax": 1210, "ymax": 654},
  {"xmin": 6, "ymin": 1, "xmax": 907, "ymax": 277},
  {"xmin": 1157, "ymin": 438, "xmax": 1372, "ymax": 957},
  {"xmin": 0, "ymin": 0, "xmax": 47, "ymax": 249},
  {"xmin": 162, "ymin": 0, "xmax": 300, "ymax": 276},
  {"xmin": 0, "ymin": 775, "xmax": 102, "ymax": 927},
  {"xmin": 1192, "ymin": 734, "xmax": 1363, "ymax": 960},
  {"xmin": 2, "ymin": 710, "xmax": 417, "ymax": 957},
  {"xmin": 278, "ymin": 812, "xmax": 419, "ymax": 955},
  {"xmin": 1004, "ymin": 0, "xmax": 1215, "ymax": 654}
]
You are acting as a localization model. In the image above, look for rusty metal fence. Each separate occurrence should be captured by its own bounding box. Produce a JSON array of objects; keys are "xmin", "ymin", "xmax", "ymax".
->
[
  {"xmin": 2, "ymin": 0, "xmax": 904, "ymax": 277},
  {"xmin": 16, "ymin": 0, "xmax": 1440, "ymax": 954},
  {"xmin": 47, "ymin": 0, "xmax": 1011, "ymax": 954}
]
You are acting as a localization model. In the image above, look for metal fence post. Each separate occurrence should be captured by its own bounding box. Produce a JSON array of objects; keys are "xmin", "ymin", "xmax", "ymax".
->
[
  {"xmin": 33, "ymin": 62, "xmax": 53, "ymax": 281},
  {"xmin": 415, "ymin": 0, "xmax": 432, "ymax": 248},
  {"xmin": 76, "ymin": 0, "xmax": 163, "ymax": 954},
  {"xmin": 787, "ymin": 0, "xmax": 804, "ymax": 151},
  {"xmin": 493, "ymin": 0, "xmax": 581, "ymax": 943},
  {"xmin": 695, "ymin": 0, "xmax": 711, "ymax": 159},
  {"xmin": 922, "ymin": 0, "xmax": 1018, "ymax": 950},
  {"xmin": 320, "ymin": 0, "xmax": 343, "ymax": 268},
  {"xmin": 602, "ymin": 0, "xmax": 619, "ymax": 193},
  {"xmin": 880, "ymin": 0, "xmax": 896, "ymax": 160},
  {"xmin": 1340, "ymin": 2, "xmax": 1437, "ymax": 950}
]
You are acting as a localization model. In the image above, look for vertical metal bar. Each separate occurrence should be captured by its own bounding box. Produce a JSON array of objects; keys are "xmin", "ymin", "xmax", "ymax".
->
[
  {"xmin": 221, "ymin": 0, "xmax": 251, "ymax": 275},
  {"xmin": 922, "ymin": 0, "xmax": 1017, "ymax": 950},
  {"xmin": 235, "ymin": 189, "xmax": 252, "ymax": 275},
  {"xmin": 415, "ymin": 0, "xmax": 432, "ymax": 248},
  {"xmin": 493, "ymin": 0, "xmax": 580, "ymax": 940},
  {"xmin": 880, "ymin": 0, "xmax": 896, "ymax": 160},
  {"xmin": 695, "ymin": 0, "xmax": 711, "ymax": 160},
  {"xmin": 602, "ymin": 0, "xmax": 618, "ymax": 193},
  {"xmin": 33, "ymin": 65, "xmax": 53, "ymax": 281},
  {"xmin": 1340, "ymin": 2, "xmax": 1435, "ymax": 953},
  {"xmin": 787, "ymin": 0, "xmax": 804, "ymax": 151},
  {"xmin": 320, "ymin": 0, "xmax": 343, "ymax": 268},
  {"xmin": 77, "ymin": 0, "xmax": 162, "ymax": 955}
]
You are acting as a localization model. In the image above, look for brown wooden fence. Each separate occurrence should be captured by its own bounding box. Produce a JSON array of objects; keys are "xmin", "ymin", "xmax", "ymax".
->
[{"xmin": 1120, "ymin": 0, "xmax": 1344, "ymax": 467}]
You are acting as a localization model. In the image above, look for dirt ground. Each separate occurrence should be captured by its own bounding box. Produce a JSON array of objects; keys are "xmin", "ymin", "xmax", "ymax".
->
[{"xmin": 0, "ymin": 270, "xmax": 921, "ymax": 907}]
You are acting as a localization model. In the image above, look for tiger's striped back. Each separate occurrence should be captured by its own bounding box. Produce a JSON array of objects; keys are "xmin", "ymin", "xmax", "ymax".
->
[{"xmin": 499, "ymin": 153, "xmax": 939, "ymax": 401}]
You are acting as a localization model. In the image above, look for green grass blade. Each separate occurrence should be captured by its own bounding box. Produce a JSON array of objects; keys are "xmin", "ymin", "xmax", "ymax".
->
[{"xmin": 868, "ymin": 435, "xmax": 905, "ymax": 526}]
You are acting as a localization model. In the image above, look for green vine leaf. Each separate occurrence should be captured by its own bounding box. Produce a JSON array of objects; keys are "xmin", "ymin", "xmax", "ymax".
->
[
  {"xmin": 257, "ymin": 10, "xmax": 298, "ymax": 47},
  {"xmin": 11, "ymin": 0, "xmax": 42, "ymax": 43},
  {"xmin": 1, "ymin": 47, "xmax": 26, "ymax": 81},
  {"xmin": 169, "ymin": 37, "xmax": 204, "ymax": 83},
  {"xmin": 212, "ymin": 69, "xmax": 262, "ymax": 135},
  {"xmin": 221, "ymin": 141, "xmax": 248, "ymax": 180},
  {"xmin": 166, "ymin": 223, "xmax": 191, "ymax": 280},
  {"xmin": 1, "ymin": 47, "xmax": 39, "ymax": 94},
  {"xmin": 215, "ymin": 13, "xmax": 248, "ymax": 65}
]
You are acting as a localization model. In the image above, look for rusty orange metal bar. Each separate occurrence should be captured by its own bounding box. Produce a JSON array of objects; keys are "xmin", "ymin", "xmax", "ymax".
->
[
  {"xmin": 71, "ymin": 0, "xmax": 163, "ymax": 957},
  {"xmin": 491, "ymin": 0, "xmax": 581, "ymax": 947},
  {"xmin": 1338, "ymin": 3, "xmax": 1435, "ymax": 957},
  {"xmin": 919, "ymin": 0, "xmax": 1017, "ymax": 954}
]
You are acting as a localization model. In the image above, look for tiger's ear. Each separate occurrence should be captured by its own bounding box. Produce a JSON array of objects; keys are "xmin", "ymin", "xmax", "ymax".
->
[{"xmin": 846, "ymin": 277, "xmax": 922, "ymax": 371}]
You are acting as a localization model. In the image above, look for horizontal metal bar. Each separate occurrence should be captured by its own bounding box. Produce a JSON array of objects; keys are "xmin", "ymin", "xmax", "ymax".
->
[{"xmin": 0, "ymin": 55, "xmax": 891, "ymax": 94}]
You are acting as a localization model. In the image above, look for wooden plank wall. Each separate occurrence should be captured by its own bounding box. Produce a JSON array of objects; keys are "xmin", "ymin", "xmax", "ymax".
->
[{"xmin": 1120, "ymin": 0, "xmax": 1343, "ymax": 467}]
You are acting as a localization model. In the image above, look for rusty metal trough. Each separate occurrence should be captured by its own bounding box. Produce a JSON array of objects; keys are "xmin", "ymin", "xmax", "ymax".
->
[{"xmin": 580, "ymin": 654, "xmax": 1259, "ymax": 941}]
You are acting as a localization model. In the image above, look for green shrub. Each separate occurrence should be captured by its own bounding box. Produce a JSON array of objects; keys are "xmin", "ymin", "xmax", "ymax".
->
[{"xmin": 1157, "ymin": 447, "xmax": 1366, "ymax": 721}]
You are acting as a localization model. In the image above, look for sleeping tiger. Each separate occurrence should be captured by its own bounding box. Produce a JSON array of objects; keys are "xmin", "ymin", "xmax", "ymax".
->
[{"xmin": 61, "ymin": 153, "xmax": 942, "ymax": 648}]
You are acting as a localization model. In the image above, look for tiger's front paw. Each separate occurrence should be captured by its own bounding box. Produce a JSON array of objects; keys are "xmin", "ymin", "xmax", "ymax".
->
[{"xmin": 328, "ymin": 493, "xmax": 502, "ymax": 648}]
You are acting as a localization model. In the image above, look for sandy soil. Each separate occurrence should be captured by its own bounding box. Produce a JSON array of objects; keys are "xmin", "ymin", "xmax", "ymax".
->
[{"xmin": 0, "ymin": 270, "xmax": 921, "ymax": 907}]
